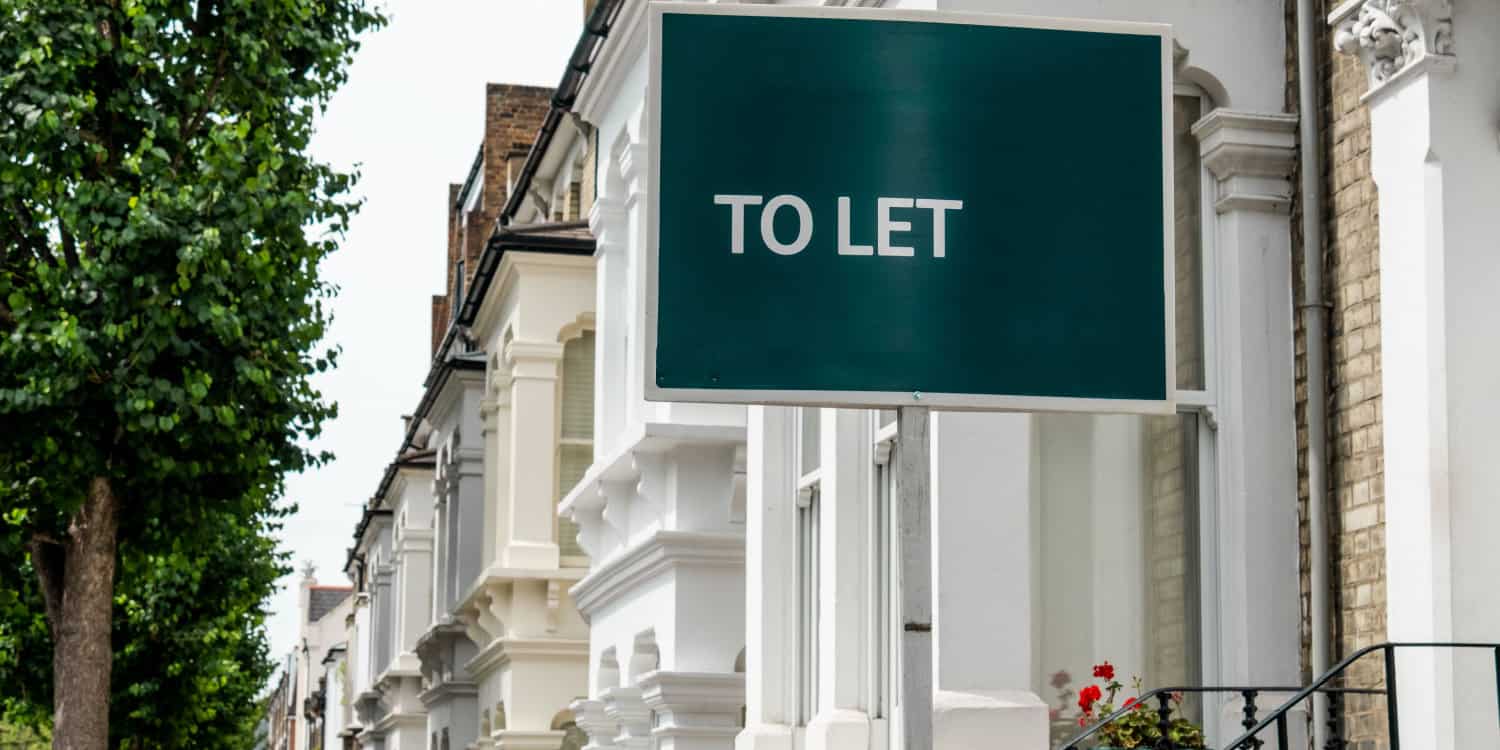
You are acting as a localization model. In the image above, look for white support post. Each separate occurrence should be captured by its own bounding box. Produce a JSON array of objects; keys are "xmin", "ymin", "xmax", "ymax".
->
[{"xmin": 897, "ymin": 406, "xmax": 932, "ymax": 750}]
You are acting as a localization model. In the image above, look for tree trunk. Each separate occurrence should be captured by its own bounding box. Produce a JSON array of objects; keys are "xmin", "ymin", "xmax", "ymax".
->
[{"xmin": 48, "ymin": 476, "xmax": 119, "ymax": 750}]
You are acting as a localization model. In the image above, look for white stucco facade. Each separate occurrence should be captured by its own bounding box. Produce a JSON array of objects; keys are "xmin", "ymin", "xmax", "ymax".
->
[
  {"xmin": 559, "ymin": 1, "xmax": 1302, "ymax": 749},
  {"xmin": 454, "ymin": 242, "xmax": 597, "ymax": 750},
  {"xmin": 351, "ymin": 455, "xmax": 437, "ymax": 750},
  {"xmin": 558, "ymin": 8, "xmax": 751, "ymax": 747}
]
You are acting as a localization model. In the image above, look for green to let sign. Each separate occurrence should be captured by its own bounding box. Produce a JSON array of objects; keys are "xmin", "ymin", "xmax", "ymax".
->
[{"xmin": 645, "ymin": 4, "xmax": 1175, "ymax": 413}]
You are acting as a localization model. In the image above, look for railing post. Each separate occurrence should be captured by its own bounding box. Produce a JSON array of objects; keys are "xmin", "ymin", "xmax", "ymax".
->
[
  {"xmin": 1155, "ymin": 693, "xmax": 1174, "ymax": 750},
  {"xmin": 1276, "ymin": 713, "xmax": 1289, "ymax": 750},
  {"xmin": 1384, "ymin": 645, "xmax": 1401, "ymax": 750},
  {"xmin": 1493, "ymin": 647, "xmax": 1500, "ymax": 738},
  {"xmin": 1239, "ymin": 690, "xmax": 1262, "ymax": 750},
  {"xmin": 1324, "ymin": 689, "xmax": 1344, "ymax": 750}
]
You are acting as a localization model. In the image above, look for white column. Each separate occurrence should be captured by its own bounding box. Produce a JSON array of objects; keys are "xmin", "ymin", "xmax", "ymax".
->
[
  {"xmin": 590, "ymin": 194, "xmax": 629, "ymax": 459},
  {"xmin": 1192, "ymin": 107, "xmax": 1301, "ymax": 742},
  {"xmin": 480, "ymin": 393, "xmax": 501, "ymax": 569},
  {"xmin": 503, "ymin": 341, "xmax": 564, "ymax": 569},
  {"xmin": 1332, "ymin": 3, "xmax": 1500, "ymax": 746},
  {"xmin": 618, "ymin": 130, "xmax": 656, "ymax": 429},
  {"xmin": 930, "ymin": 412, "xmax": 1046, "ymax": 749},
  {"xmin": 395, "ymin": 527, "xmax": 434, "ymax": 670},
  {"xmin": 738, "ymin": 406, "xmax": 797, "ymax": 750},
  {"xmin": 1089, "ymin": 415, "xmax": 1146, "ymax": 671},
  {"xmin": 805, "ymin": 409, "xmax": 873, "ymax": 750},
  {"xmin": 487, "ymin": 374, "xmax": 513, "ymax": 576}
]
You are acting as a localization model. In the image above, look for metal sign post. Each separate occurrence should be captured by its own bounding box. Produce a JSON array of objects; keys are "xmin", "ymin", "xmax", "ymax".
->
[{"xmin": 897, "ymin": 405, "xmax": 932, "ymax": 750}]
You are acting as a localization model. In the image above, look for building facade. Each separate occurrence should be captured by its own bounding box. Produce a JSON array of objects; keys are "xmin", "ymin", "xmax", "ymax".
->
[
  {"xmin": 289, "ymin": 1, "xmax": 1500, "ymax": 748},
  {"xmin": 502, "ymin": 1, "xmax": 1496, "ymax": 749},
  {"xmin": 323, "ymin": 82, "xmax": 599, "ymax": 750}
]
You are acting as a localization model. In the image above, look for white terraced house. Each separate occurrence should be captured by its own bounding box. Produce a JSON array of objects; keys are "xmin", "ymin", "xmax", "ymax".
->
[
  {"xmin": 333, "ymin": 81, "xmax": 598, "ymax": 750},
  {"xmin": 297, "ymin": 0, "xmax": 1500, "ymax": 748},
  {"xmin": 534, "ymin": 0, "xmax": 1495, "ymax": 749}
]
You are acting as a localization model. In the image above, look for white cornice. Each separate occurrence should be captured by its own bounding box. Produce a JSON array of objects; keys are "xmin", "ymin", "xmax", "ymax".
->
[
  {"xmin": 465, "ymin": 635, "xmax": 589, "ymax": 679},
  {"xmin": 490, "ymin": 730, "xmax": 568, "ymax": 750},
  {"xmin": 471, "ymin": 251, "xmax": 595, "ymax": 344},
  {"xmin": 394, "ymin": 526, "xmax": 433, "ymax": 554},
  {"xmin": 1191, "ymin": 110, "xmax": 1298, "ymax": 215},
  {"xmin": 426, "ymin": 367, "xmax": 484, "ymax": 433},
  {"xmin": 569, "ymin": 529, "xmax": 745, "ymax": 617},
  {"xmin": 1330, "ymin": 0, "xmax": 1456, "ymax": 104},
  {"xmin": 418, "ymin": 680, "xmax": 477, "ymax": 708},
  {"xmin": 638, "ymin": 670, "xmax": 746, "ymax": 711}
]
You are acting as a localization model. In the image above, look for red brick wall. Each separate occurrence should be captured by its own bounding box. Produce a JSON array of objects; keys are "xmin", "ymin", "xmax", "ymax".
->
[{"xmin": 429, "ymin": 84, "xmax": 553, "ymax": 356}]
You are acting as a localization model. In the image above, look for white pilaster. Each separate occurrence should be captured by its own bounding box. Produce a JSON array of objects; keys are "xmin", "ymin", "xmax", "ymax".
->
[
  {"xmin": 1191, "ymin": 108, "xmax": 1301, "ymax": 740},
  {"xmin": 801, "ymin": 410, "xmax": 873, "ymax": 750},
  {"xmin": 1332, "ymin": 3, "xmax": 1500, "ymax": 746},
  {"xmin": 738, "ymin": 406, "xmax": 796, "ymax": 750},
  {"xmin": 504, "ymin": 340, "xmax": 565, "ymax": 569}
]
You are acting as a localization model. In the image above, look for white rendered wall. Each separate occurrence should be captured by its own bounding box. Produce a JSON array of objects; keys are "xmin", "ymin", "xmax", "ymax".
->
[{"xmin": 1354, "ymin": 2, "xmax": 1500, "ymax": 746}]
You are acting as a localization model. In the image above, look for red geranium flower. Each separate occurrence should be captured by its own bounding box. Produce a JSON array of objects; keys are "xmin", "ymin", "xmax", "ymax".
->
[
  {"xmin": 1077, "ymin": 684, "xmax": 1102, "ymax": 711},
  {"xmin": 1123, "ymin": 697, "xmax": 1137, "ymax": 710},
  {"xmin": 1093, "ymin": 662, "xmax": 1115, "ymax": 680}
]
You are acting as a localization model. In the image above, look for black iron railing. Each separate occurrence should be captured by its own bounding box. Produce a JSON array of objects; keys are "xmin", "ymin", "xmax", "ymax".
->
[
  {"xmin": 1059, "ymin": 684, "xmax": 1380, "ymax": 750},
  {"xmin": 1059, "ymin": 642, "xmax": 1500, "ymax": 750},
  {"xmin": 1226, "ymin": 642, "xmax": 1500, "ymax": 750}
]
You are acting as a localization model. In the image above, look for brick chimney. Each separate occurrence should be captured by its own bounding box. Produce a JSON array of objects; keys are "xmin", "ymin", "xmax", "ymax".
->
[{"xmin": 430, "ymin": 84, "xmax": 552, "ymax": 357}]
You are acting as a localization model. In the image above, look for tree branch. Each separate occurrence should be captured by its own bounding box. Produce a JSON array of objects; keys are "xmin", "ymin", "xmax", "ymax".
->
[
  {"xmin": 60, "ymin": 227, "xmax": 80, "ymax": 270},
  {"xmin": 179, "ymin": 47, "xmax": 229, "ymax": 150},
  {"xmin": 29, "ymin": 534, "xmax": 65, "ymax": 641}
]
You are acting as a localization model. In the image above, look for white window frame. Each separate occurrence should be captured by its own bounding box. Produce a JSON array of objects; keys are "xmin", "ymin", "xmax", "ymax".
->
[
  {"xmin": 869, "ymin": 412, "xmax": 899, "ymax": 750},
  {"xmin": 794, "ymin": 407, "xmax": 822, "ymax": 727}
]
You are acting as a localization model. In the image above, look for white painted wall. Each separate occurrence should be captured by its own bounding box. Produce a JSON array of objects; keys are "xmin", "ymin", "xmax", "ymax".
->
[{"xmin": 1353, "ymin": 2, "xmax": 1500, "ymax": 746}]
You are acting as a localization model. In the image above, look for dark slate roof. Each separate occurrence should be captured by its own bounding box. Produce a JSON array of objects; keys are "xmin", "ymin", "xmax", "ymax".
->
[{"xmin": 307, "ymin": 587, "xmax": 352, "ymax": 623}]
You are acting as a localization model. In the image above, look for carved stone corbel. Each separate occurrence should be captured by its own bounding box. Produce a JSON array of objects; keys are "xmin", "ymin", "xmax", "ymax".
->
[{"xmin": 1330, "ymin": 0, "xmax": 1456, "ymax": 93}]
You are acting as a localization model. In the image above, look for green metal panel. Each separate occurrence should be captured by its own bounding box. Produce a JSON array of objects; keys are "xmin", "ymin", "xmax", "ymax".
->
[{"xmin": 652, "ymin": 8, "xmax": 1170, "ymax": 408}]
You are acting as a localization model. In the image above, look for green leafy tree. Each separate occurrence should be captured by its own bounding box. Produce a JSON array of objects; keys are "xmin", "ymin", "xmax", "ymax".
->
[
  {"xmin": 0, "ymin": 499, "xmax": 290, "ymax": 748},
  {"xmin": 0, "ymin": 1, "xmax": 382, "ymax": 746}
]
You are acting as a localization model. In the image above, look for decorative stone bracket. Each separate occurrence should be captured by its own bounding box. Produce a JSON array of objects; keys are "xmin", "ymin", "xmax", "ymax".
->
[
  {"xmin": 1330, "ymin": 0, "xmax": 1456, "ymax": 96},
  {"xmin": 1191, "ymin": 110, "xmax": 1298, "ymax": 215}
]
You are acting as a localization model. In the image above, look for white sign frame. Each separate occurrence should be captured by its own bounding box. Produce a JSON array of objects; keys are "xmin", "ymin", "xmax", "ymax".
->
[{"xmin": 643, "ymin": 2, "xmax": 1176, "ymax": 415}]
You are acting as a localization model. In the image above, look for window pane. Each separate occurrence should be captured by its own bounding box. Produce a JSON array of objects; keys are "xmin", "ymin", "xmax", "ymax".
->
[
  {"xmin": 1174, "ymin": 95, "xmax": 1206, "ymax": 391},
  {"xmin": 558, "ymin": 444, "xmax": 591, "ymax": 558},
  {"xmin": 1035, "ymin": 413, "xmax": 1202, "ymax": 747},
  {"xmin": 561, "ymin": 331, "xmax": 595, "ymax": 440}
]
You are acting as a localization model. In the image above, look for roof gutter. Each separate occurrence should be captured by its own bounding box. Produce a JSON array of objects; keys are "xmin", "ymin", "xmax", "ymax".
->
[
  {"xmin": 499, "ymin": 0, "xmax": 625, "ymax": 225},
  {"xmin": 457, "ymin": 220, "xmax": 595, "ymax": 326}
]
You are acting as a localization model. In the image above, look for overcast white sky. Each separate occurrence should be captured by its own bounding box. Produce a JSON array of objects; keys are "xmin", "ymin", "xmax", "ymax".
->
[{"xmin": 265, "ymin": 0, "xmax": 582, "ymax": 665}]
